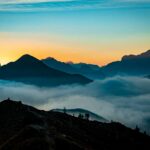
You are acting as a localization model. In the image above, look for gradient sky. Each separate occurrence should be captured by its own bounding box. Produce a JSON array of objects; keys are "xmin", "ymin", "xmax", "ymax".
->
[{"xmin": 0, "ymin": 0, "xmax": 150, "ymax": 66}]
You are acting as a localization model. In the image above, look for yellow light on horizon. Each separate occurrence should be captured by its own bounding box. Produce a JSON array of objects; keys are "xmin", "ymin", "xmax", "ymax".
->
[{"xmin": 0, "ymin": 32, "xmax": 150, "ymax": 66}]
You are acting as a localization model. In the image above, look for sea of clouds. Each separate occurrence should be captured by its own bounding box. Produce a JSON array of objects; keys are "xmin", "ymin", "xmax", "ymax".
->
[{"xmin": 0, "ymin": 76, "xmax": 150, "ymax": 133}]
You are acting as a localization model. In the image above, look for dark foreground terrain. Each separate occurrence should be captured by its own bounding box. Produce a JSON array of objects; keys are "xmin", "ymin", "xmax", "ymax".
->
[{"xmin": 0, "ymin": 99, "xmax": 149, "ymax": 150}]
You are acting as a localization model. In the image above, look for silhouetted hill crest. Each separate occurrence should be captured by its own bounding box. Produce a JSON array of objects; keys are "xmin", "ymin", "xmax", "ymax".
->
[
  {"xmin": 0, "ymin": 54, "xmax": 92, "ymax": 86},
  {"xmin": 42, "ymin": 57, "xmax": 105, "ymax": 80},
  {"xmin": 102, "ymin": 49, "xmax": 150, "ymax": 76},
  {"xmin": 0, "ymin": 99, "xmax": 150, "ymax": 150},
  {"xmin": 122, "ymin": 50, "xmax": 150, "ymax": 61}
]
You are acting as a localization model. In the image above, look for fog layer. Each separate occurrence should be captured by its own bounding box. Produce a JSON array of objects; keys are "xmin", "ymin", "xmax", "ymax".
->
[{"xmin": 0, "ymin": 76, "xmax": 150, "ymax": 133}]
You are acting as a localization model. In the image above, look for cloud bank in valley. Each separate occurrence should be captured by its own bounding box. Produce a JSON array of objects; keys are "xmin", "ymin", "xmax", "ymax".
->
[{"xmin": 0, "ymin": 76, "xmax": 150, "ymax": 133}]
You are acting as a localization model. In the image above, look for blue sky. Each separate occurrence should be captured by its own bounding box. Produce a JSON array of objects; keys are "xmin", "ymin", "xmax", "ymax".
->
[
  {"xmin": 0, "ymin": 0, "xmax": 150, "ymax": 11},
  {"xmin": 0, "ymin": 0, "xmax": 150, "ymax": 65}
]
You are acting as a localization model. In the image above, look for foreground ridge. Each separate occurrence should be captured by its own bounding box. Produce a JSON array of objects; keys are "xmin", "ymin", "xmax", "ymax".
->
[{"xmin": 0, "ymin": 99, "xmax": 150, "ymax": 150}]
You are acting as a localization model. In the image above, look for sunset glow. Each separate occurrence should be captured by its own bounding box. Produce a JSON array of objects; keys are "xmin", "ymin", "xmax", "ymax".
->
[{"xmin": 0, "ymin": 0, "xmax": 150, "ymax": 66}]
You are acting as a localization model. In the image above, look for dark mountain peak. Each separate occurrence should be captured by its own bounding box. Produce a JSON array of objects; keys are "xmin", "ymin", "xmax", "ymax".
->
[
  {"xmin": 0, "ymin": 98, "xmax": 22, "ymax": 105},
  {"xmin": 16, "ymin": 54, "xmax": 40, "ymax": 63},
  {"xmin": 0, "ymin": 99, "xmax": 22, "ymax": 107},
  {"xmin": 0, "ymin": 98, "xmax": 14, "ymax": 106},
  {"xmin": 122, "ymin": 49, "xmax": 150, "ymax": 61},
  {"xmin": 140, "ymin": 49, "xmax": 150, "ymax": 57},
  {"xmin": 0, "ymin": 54, "xmax": 91, "ymax": 86},
  {"xmin": 42, "ymin": 57, "xmax": 67, "ymax": 65},
  {"xmin": 43, "ymin": 57, "xmax": 57, "ymax": 61},
  {"xmin": 0, "ymin": 99, "xmax": 41, "ymax": 117},
  {"xmin": 21, "ymin": 54, "xmax": 35, "ymax": 58},
  {"xmin": 102, "ymin": 49, "xmax": 150, "ymax": 76},
  {"xmin": 66, "ymin": 61, "xmax": 74, "ymax": 64},
  {"xmin": 0, "ymin": 99, "xmax": 25, "ymax": 113},
  {"xmin": 42, "ymin": 57, "xmax": 104, "ymax": 80}
]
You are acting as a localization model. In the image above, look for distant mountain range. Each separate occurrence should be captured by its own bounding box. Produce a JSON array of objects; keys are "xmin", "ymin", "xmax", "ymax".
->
[
  {"xmin": 0, "ymin": 99, "xmax": 149, "ymax": 150},
  {"xmin": 52, "ymin": 108, "xmax": 108, "ymax": 122},
  {"xmin": 42, "ymin": 57, "xmax": 105, "ymax": 80},
  {"xmin": 101, "ymin": 50, "xmax": 150, "ymax": 76},
  {"xmin": 0, "ymin": 49, "xmax": 150, "ymax": 86},
  {"xmin": 42, "ymin": 49, "xmax": 150, "ymax": 78},
  {"xmin": 0, "ymin": 54, "xmax": 92, "ymax": 87}
]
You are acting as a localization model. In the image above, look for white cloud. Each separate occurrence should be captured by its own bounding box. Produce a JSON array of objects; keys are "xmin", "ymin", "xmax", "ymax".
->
[{"xmin": 0, "ymin": 76, "xmax": 150, "ymax": 133}]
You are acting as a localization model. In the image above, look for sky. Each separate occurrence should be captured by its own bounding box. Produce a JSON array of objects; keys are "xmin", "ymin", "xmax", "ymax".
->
[{"xmin": 0, "ymin": 0, "xmax": 150, "ymax": 66}]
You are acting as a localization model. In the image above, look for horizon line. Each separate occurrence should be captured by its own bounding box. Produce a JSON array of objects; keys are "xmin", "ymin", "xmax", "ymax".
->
[{"xmin": 1, "ymin": 49, "xmax": 149, "ymax": 67}]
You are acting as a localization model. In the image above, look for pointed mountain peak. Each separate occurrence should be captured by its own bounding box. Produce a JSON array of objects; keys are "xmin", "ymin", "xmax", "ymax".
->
[
  {"xmin": 18, "ymin": 54, "xmax": 38, "ymax": 60},
  {"xmin": 45, "ymin": 57, "xmax": 56, "ymax": 60},
  {"xmin": 16, "ymin": 54, "xmax": 40, "ymax": 63},
  {"xmin": 66, "ymin": 61, "xmax": 74, "ymax": 64},
  {"xmin": 42, "ymin": 57, "xmax": 60, "ymax": 63}
]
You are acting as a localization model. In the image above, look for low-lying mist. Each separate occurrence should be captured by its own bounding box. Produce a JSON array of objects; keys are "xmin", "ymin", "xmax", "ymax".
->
[{"xmin": 0, "ymin": 76, "xmax": 150, "ymax": 133}]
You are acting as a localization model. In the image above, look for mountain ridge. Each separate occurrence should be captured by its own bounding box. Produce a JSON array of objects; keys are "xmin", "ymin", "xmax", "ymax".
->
[
  {"xmin": 42, "ymin": 57, "xmax": 105, "ymax": 80},
  {"xmin": 101, "ymin": 49, "xmax": 150, "ymax": 76},
  {"xmin": 1, "ymin": 49, "xmax": 150, "ymax": 81},
  {"xmin": 52, "ymin": 108, "xmax": 108, "ymax": 122},
  {"xmin": 0, "ymin": 99, "xmax": 150, "ymax": 150},
  {"xmin": 0, "ymin": 54, "xmax": 92, "ymax": 87}
]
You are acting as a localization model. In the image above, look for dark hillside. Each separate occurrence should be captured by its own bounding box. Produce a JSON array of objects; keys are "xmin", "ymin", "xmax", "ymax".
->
[{"xmin": 0, "ymin": 99, "xmax": 149, "ymax": 150}]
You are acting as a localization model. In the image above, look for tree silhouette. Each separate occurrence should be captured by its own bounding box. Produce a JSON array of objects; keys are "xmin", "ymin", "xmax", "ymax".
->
[
  {"xmin": 63, "ymin": 107, "xmax": 66, "ymax": 114},
  {"xmin": 78, "ymin": 113, "xmax": 84, "ymax": 119},
  {"xmin": 85, "ymin": 113, "xmax": 90, "ymax": 120},
  {"xmin": 135, "ymin": 125, "xmax": 140, "ymax": 132}
]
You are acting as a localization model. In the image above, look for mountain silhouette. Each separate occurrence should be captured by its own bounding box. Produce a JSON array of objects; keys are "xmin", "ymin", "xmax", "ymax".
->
[
  {"xmin": 102, "ymin": 50, "xmax": 150, "ymax": 76},
  {"xmin": 42, "ymin": 57, "xmax": 105, "ymax": 80},
  {"xmin": 52, "ymin": 108, "xmax": 108, "ymax": 122},
  {"xmin": 0, "ymin": 99, "xmax": 150, "ymax": 150},
  {"xmin": 42, "ymin": 57, "xmax": 77, "ymax": 74},
  {"xmin": 0, "ymin": 54, "xmax": 92, "ymax": 86}
]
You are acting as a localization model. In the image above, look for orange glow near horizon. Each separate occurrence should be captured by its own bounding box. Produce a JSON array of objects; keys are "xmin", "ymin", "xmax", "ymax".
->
[{"xmin": 0, "ymin": 32, "xmax": 150, "ymax": 66}]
